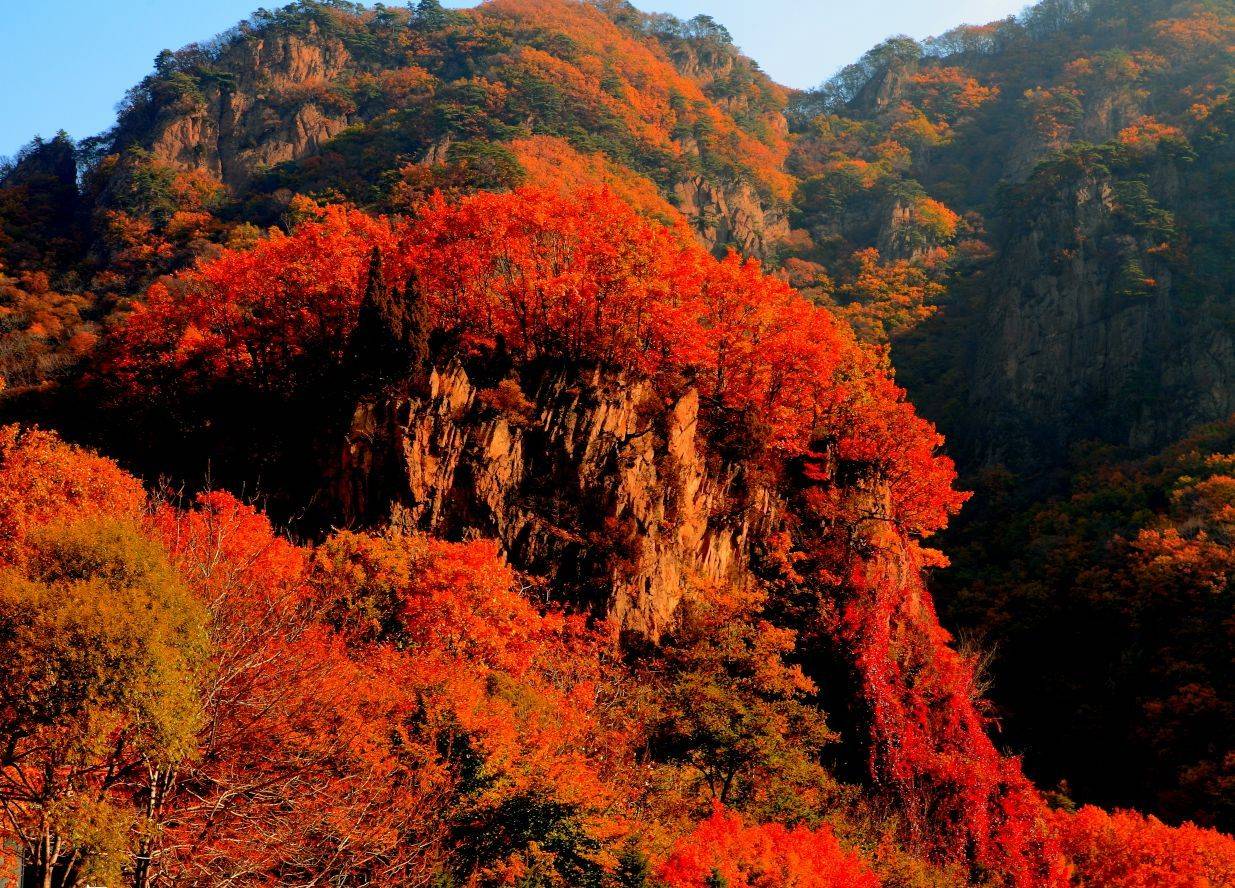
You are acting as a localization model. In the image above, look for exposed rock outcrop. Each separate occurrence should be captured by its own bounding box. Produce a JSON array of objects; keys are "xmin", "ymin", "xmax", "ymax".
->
[
  {"xmin": 673, "ymin": 175, "xmax": 790, "ymax": 258},
  {"xmin": 956, "ymin": 156, "xmax": 1235, "ymax": 471},
  {"xmin": 338, "ymin": 360, "xmax": 779, "ymax": 636},
  {"xmin": 330, "ymin": 347, "xmax": 1059, "ymax": 880},
  {"xmin": 104, "ymin": 5, "xmax": 794, "ymax": 260},
  {"xmin": 140, "ymin": 24, "xmax": 355, "ymax": 189}
]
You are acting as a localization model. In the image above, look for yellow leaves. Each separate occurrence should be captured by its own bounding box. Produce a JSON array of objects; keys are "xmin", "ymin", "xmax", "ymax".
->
[
  {"xmin": 890, "ymin": 105, "xmax": 948, "ymax": 150},
  {"xmin": 19, "ymin": 519, "xmax": 210, "ymax": 756},
  {"xmin": 911, "ymin": 197, "xmax": 960, "ymax": 242},
  {"xmin": 45, "ymin": 795, "xmax": 134, "ymax": 888},
  {"xmin": 0, "ymin": 512, "xmax": 210, "ymax": 884},
  {"xmin": 834, "ymin": 247, "xmax": 945, "ymax": 343}
]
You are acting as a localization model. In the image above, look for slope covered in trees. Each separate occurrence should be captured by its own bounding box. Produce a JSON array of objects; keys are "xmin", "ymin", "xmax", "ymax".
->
[
  {"xmin": 5, "ymin": 187, "xmax": 1235, "ymax": 885},
  {"xmin": 937, "ymin": 417, "xmax": 1235, "ymax": 831},
  {"xmin": 5, "ymin": 0, "xmax": 1235, "ymax": 883},
  {"xmin": 0, "ymin": 0, "xmax": 795, "ymax": 402}
]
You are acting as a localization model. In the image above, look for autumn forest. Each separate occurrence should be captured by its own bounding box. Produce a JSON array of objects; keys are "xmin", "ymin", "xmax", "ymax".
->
[{"xmin": 4, "ymin": 0, "xmax": 1235, "ymax": 885}]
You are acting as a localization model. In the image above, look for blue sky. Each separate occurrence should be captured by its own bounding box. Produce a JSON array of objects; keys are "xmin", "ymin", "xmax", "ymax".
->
[{"xmin": 0, "ymin": 0, "xmax": 1029, "ymax": 159}]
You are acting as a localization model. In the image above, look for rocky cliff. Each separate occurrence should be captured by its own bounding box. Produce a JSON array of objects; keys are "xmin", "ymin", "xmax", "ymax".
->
[
  {"xmin": 673, "ymin": 175, "xmax": 791, "ymax": 260},
  {"xmin": 946, "ymin": 142, "xmax": 1235, "ymax": 471},
  {"xmin": 328, "ymin": 336, "xmax": 1057, "ymax": 882},
  {"xmin": 338, "ymin": 358, "xmax": 780, "ymax": 636},
  {"xmin": 138, "ymin": 24, "xmax": 355, "ymax": 190}
]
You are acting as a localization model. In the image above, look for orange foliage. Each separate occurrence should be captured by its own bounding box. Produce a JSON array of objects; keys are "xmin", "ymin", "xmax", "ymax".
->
[
  {"xmin": 0, "ymin": 415, "xmax": 1231, "ymax": 886},
  {"xmin": 107, "ymin": 202, "xmax": 403, "ymax": 393},
  {"xmin": 509, "ymin": 135, "xmax": 685, "ymax": 229},
  {"xmin": 912, "ymin": 197, "xmax": 960, "ymax": 242},
  {"xmin": 109, "ymin": 188, "xmax": 963, "ymax": 536},
  {"xmin": 659, "ymin": 804, "xmax": 880, "ymax": 888},
  {"xmin": 310, "ymin": 529, "xmax": 608, "ymax": 801},
  {"xmin": 145, "ymin": 491, "xmax": 613, "ymax": 884},
  {"xmin": 274, "ymin": 77, "xmax": 357, "ymax": 114},
  {"xmin": 373, "ymin": 65, "xmax": 436, "ymax": 104},
  {"xmin": 1022, "ymin": 86, "xmax": 1082, "ymax": 147},
  {"xmin": 169, "ymin": 168, "xmax": 225, "ymax": 211},
  {"xmin": 0, "ymin": 424, "xmax": 144, "ymax": 566},
  {"xmin": 909, "ymin": 67, "xmax": 999, "ymax": 121},
  {"xmin": 1153, "ymin": 12, "xmax": 1235, "ymax": 51},
  {"xmin": 0, "ymin": 268, "xmax": 97, "ymax": 385},
  {"xmin": 1056, "ymin": 806, "xmax": 1235, "ymax": 887},
  {"xmin": 479, "ymin": 0, "xmax": 793, "ymax": 200},
  {"xmin": 1117, "ymin": 115, "xmax": 1187, "ymax": 152},
  {"xmin": 835, "ymin": 247, "xmax": 944, "ymax": 342}
]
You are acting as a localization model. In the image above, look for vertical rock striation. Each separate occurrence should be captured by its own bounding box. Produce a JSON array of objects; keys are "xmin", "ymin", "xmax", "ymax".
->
[{"xmin": 338, "ymin": 360, "xmax": 780, "ymax": 636}]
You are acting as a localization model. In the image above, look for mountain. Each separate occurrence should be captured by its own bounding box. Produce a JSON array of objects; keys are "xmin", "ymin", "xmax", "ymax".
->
[
  {"xmin": 867, "ymin": 0, "xmax": 1235, "ymax": 472},
  {"xmin": 4, "ymin": 0, "xmax": 1235, "ymax": 885},
  {"xmin": 779, "ymin": 0, "xmax": 1235, "ymax": 829}
]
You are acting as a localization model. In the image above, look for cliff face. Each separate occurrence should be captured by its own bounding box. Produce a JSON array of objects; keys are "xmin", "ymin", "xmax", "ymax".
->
[
  {"xmin": 330, "ymin": 347, "xmax": 1056, "ymax": 881},
  {"xmin": 953, "ymin": 150, "xmax": 1235, "ymax": 470},
  {"xmin": 338, "ymin": 360, "xmax": 779, "ymax": 636},
  {"xmin": 673, "ymin": 175, "xmax": 791, "ymax": 259},
  {"xmin": 137, "ymin": 23, "xmax": 356, "ymax": 190}
]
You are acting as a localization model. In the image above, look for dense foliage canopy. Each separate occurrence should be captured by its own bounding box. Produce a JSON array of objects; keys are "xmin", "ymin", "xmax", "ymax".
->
[{"xmin": 5, "ymin": 0, "xmax": 1235, "ymax": 884}]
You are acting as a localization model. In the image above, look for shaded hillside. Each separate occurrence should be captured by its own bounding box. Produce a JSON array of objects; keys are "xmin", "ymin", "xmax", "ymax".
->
[
  {"xmin": 937, "ymin": 418, "xmax": 1235, "ymax": 831},
  {"xmin": 780, "ymin": 0, "xmax": 1235, "ymax": 469},
  {"xmin": 775, "ymin": 1, "xmax": 1235, "ymax": 831}
]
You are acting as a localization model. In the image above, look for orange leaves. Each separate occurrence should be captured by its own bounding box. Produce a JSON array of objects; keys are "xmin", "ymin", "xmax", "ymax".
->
[
  {"xmin": 911, "ymin": 197, "xmax": 961, "ymax": 242},
  {"xmin": 151, "ymin": 490, "xmax": 309, "ymax": 624},
  {"xmin": 475, "ymin": 0, "xmax": 791, "ymax": 199},
  {"xmin": 509, "ymin": 135, "xmax": 685, "ymax": 229},
  {"xmin": 107, "ymin": 202, "xmax": 404, "ymax": 394},
  {"xmin": 309, "ymin": 525, "xmax": 611, "ymax": 810},
  {"xmin": 109, "ymin": 188, "xmax": 963, "ymax": 537},
  {"xmin": 1056, "ymin": 806, "xmax": 1235, "ymax": 887},
  {"xmin": 312, "ymin": 529, "xmax": 563, "ymax": 675},
  {"xmin": 908, "ymin": 67, "xmax": 999, "ymax": 120},
  {"xmin": 835, "ymin": 247, "xmax": 945, "ymax": 342},
  {"xmin": 1152, "ymin": 12, "xmax": 1235, "ymax": 52},
  {"xmin": 659, "ymin": 805, "xmax": 880, "ymax": 888},
  {"xmin": 1117, "ymin": 115, "xmax": 1188, "ymax": 153},
  {"xmin": 143, "ymin": 491, "xmax": 612, "ymax": 883},
  {"xmin": 400, "ymin": 188, "xmax": 961, "ymax": 534},
  {"xmin": 0, "ymin": 424, "xmax": 144, "ymax": 566}
]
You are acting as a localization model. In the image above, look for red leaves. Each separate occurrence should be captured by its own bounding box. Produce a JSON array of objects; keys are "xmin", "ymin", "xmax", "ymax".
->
[
  {"xmin": 108, "ymin": 187, "xmax": 964, "ymax": 537},
  {"xmin": 1056, "ymin": 806, "xmax": 1235, "ymax": 887},
  {"xmin": 1, "ymin": 419, "xmax": 1234, "ymax": 885},
  {"xmin": 660, "ymin": 804, "xmax": 880, "ymax": 888},
  {"xmin": 105, "ymin": 203, "xmax": 404, "ymax": 396},
  {"xmin": 0, "ymin": 424, "xmax": 145, "ymax": 567}
]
